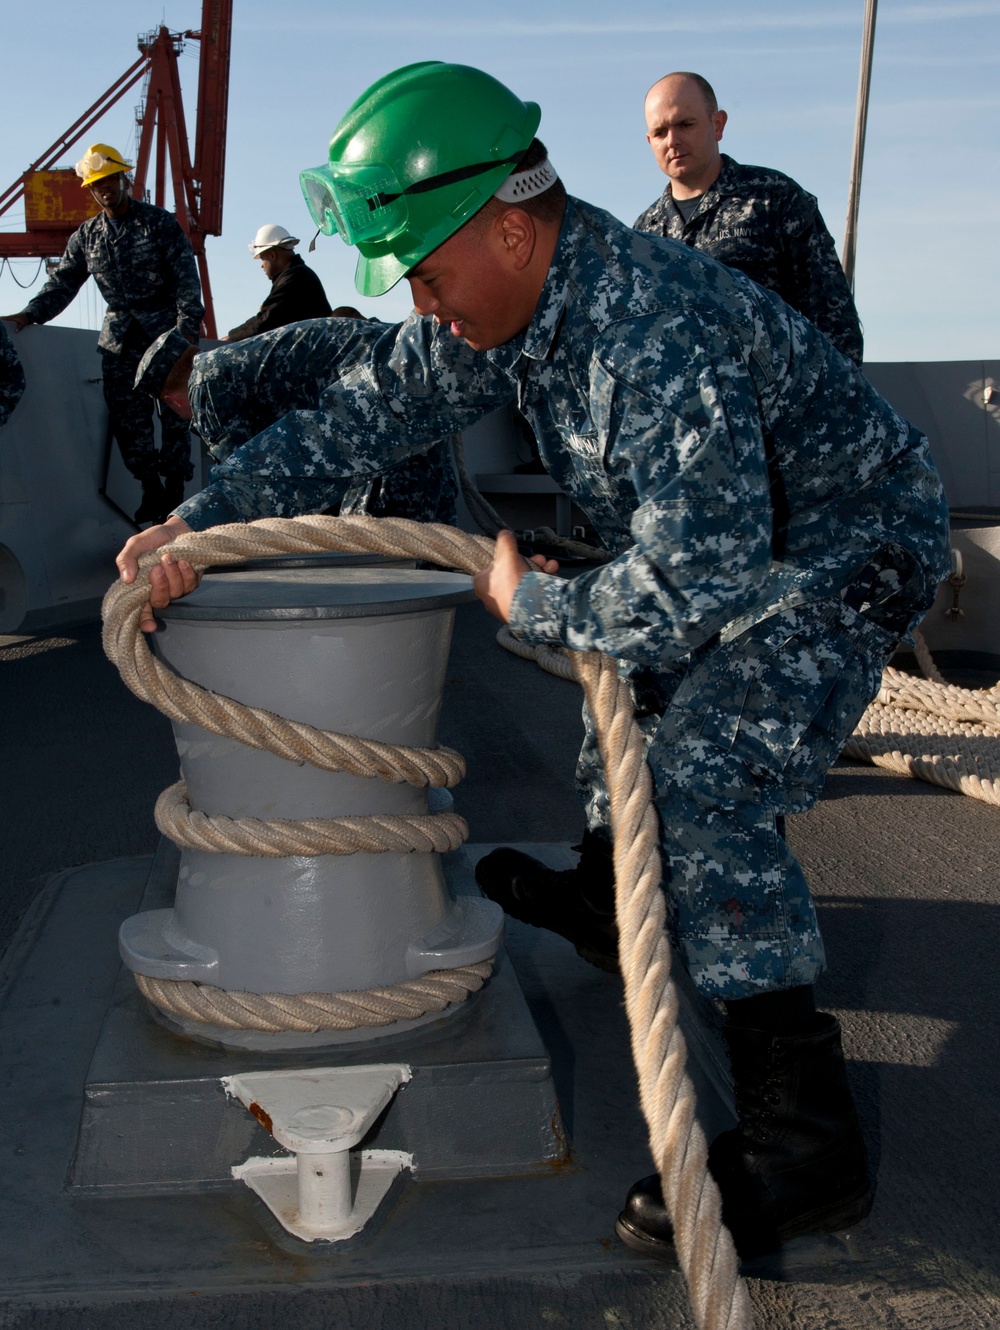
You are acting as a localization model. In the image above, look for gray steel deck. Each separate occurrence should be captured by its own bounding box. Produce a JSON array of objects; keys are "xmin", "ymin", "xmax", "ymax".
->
[{"xmin": 1, "ymin": 602, "xmax": 998, "ymax": 1329}]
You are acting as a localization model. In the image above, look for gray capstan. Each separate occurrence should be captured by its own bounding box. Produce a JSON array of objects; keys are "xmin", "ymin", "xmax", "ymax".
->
[{"xmin": 118, "ymin": 565, "xmax": 502, "ymax": 1024}]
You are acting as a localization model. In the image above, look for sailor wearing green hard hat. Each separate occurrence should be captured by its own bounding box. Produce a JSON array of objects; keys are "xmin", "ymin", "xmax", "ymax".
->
[
  {"xmin": 301, "ymin": 64, "xmax": 562, "ymax": 353},
  {"xmin": 120, "ymin": 60, "xmax": 949, "ymax": 1266},
  {"xmin": 295, "ymin": 58, "xmax": 947, "ymax": 1266},
  {"xmin": 299, "ymin": 61, "xmax": 559, "ymax": 301}
]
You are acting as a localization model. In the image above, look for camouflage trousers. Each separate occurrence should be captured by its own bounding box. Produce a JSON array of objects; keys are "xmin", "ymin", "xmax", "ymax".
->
[
  {"xmin": 101, "ymin": 328, "xmax": 192, "ymax": 482},
  {"xmin": 577, "ymin": 594, "xmax": 906, "ymax": 999}
]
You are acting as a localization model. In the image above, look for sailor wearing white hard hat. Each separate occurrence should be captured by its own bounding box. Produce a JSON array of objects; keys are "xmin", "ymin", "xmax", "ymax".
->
[{"xmin": 222, "ymin": 224, "xmax": 332, "ymax": 341}]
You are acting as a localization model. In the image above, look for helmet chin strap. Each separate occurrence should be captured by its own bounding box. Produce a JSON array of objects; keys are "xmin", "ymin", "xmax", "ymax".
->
[{"xmin": 92, "ymin": 175, "xmax": 129, "ymax": 213}]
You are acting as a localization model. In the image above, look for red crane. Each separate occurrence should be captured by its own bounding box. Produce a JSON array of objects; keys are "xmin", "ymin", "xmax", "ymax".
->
[{"xmin": 0, "ymin": 0, "xmax": 232, "ymax": 337}]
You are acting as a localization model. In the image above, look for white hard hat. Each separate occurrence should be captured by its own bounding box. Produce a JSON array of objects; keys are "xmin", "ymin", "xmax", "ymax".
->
[{"xmin": 249, "ymin": 224, "xmax": 299, "ymax": 257}]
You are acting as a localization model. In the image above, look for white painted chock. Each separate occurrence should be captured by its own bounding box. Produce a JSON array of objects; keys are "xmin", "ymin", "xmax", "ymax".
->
[{"xmin": 224, "ymin": 1064, "xmax": 413, "ymax": 1242}]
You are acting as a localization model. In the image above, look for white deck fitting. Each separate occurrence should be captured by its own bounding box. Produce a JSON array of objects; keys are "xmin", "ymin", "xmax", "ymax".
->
[{"xmin": 224, "ymin": 1065, "xmax": 413, "ymax": 1241}]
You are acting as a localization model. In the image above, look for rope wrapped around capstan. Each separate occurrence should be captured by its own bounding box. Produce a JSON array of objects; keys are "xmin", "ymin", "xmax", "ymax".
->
[{"xmin": 102, "ymin": 514, "xmax": 753, "ymax": 1330}]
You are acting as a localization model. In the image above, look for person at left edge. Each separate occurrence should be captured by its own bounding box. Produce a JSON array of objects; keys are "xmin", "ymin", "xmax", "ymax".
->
[
  {"xmin": 0, "ymin": 322, "xmax": 26, "ymax": 427},
  {"xmin": 222, "ymin": 225, "xmax": 333, "ymax": 342},
  {"xmin": 1, "ymin": 144, "xmax": 203, "ymax": 524}
]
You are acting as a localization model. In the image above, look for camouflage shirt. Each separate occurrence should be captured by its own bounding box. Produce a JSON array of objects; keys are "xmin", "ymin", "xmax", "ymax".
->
[
  {"xmin": 24, "ymin": 199, "xmax": 204, "ymax": 352},
  {"xmin": 0, "ymin": 323, "xmax": 25, "ymax": 427},
  {"xmin": 189, "ymin": 317, "xmax": 390, "ymax": 464},
  {"xmin": 178, "ymin": 197, "xmax": 948, "ymax": 669},
  {"xmin": 175, "ymin": 313, "xmax": 482, "ymax": 527},
  {"xmin": 181, "ymin": 316, "xmax": 457, "ymax": 523},
  {"xmin": 633, "ymin": 155, "xmax": 864, "ymax": 365}
]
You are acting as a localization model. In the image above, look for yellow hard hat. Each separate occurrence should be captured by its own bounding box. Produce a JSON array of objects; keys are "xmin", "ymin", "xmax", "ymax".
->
[{"xmin": 75, "ymin": 144, "xmax": 132, "ymax": 189}]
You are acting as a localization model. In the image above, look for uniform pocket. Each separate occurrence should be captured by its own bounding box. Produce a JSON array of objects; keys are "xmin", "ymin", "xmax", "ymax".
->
[{"xmin": 665, "ymin": 601, "xmax": 891, "ymax": 786}]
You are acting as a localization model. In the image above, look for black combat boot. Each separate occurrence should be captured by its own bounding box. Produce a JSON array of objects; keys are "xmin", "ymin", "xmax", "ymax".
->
[
  {"xmin": 615, "ymin": 1010, "xmax": 873, "ymax": 1260},
  {"xmin": 474, "ymin": 828, "xmax": 618, "ymax": 972},
  {"xmin": 134, "ymin": 473, "xmax": 168, "ymax": 525}
]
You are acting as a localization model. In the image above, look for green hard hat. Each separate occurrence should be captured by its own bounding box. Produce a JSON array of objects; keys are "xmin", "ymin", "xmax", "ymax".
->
[{"xmin": 300, "ymin": 61, "xmax": 541, "ymax": 297}]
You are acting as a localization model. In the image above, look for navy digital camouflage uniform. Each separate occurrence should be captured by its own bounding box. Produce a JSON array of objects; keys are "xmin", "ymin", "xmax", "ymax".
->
[
  {"xmin": 186, "ymin": 317, "xmax": 457, "ymax": 524},
  {"xmin": 175, "ymin": 197, "xmax": 949, "ymax": 999},
  {"xmin": 0, "ymin": 323, "xmax": 25, "ymax": 426},
  {"xmin": 634, "ymin": 154, "xmax": 864, "ymax": 366},
  {"xmin": 24, "ymin": 197, "xmax": 204, "ymax": 482}
]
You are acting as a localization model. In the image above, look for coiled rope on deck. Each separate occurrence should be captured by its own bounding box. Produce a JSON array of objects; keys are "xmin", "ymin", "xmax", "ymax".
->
[
  {"xmin": 845, "ymin": 634, "xmax": 1000, "ymax": 806},
  {"xmin": 102, "ymin": 514, "xmax": 752, "ymax": 1330},
  {"xmin": 496, "ymin": 622, "xmax": 578, "ymax": 681}
]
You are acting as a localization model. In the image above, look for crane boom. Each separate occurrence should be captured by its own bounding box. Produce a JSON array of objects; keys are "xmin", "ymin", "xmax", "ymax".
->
[{"xmin": 0, "ymin": 0, "xmax": 232, "ymax": 336}]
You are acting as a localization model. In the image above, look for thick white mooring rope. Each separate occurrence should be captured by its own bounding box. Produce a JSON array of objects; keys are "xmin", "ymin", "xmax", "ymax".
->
[
  {"xmin": 156, "ymin": 780, "xmax": 471, "ymax": 857},
  {"xmin": 132, "ymin": 963, "xmax": 495, "ymax": 1032},
  {"xmin": 102, "ymin": 513, "xmax": 752, "ymax": 1330}
]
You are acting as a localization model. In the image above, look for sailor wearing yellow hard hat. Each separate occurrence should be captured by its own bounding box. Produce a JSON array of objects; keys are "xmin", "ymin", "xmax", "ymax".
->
[{"xmin": 2, "ymin": 140, "xmax": 204, "ymax": 523}]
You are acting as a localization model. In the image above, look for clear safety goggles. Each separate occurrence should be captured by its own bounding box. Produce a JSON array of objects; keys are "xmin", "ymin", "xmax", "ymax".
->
[
  {"xmin": 300, "ymin": 162, "xmax": 408, "ymax": 245},
  {"xmin": 299, "ymin": 153, "xmax": 521, "ymax": 247},
  {"xmin": 76, "ymin": 150, "xmax": 129, "ymax": 180}
]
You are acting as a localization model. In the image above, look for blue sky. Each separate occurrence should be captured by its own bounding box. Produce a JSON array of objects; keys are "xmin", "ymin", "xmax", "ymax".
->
[{"xmin": 1, "ymin": 1, "xmax": 997, "ymax": 361}]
